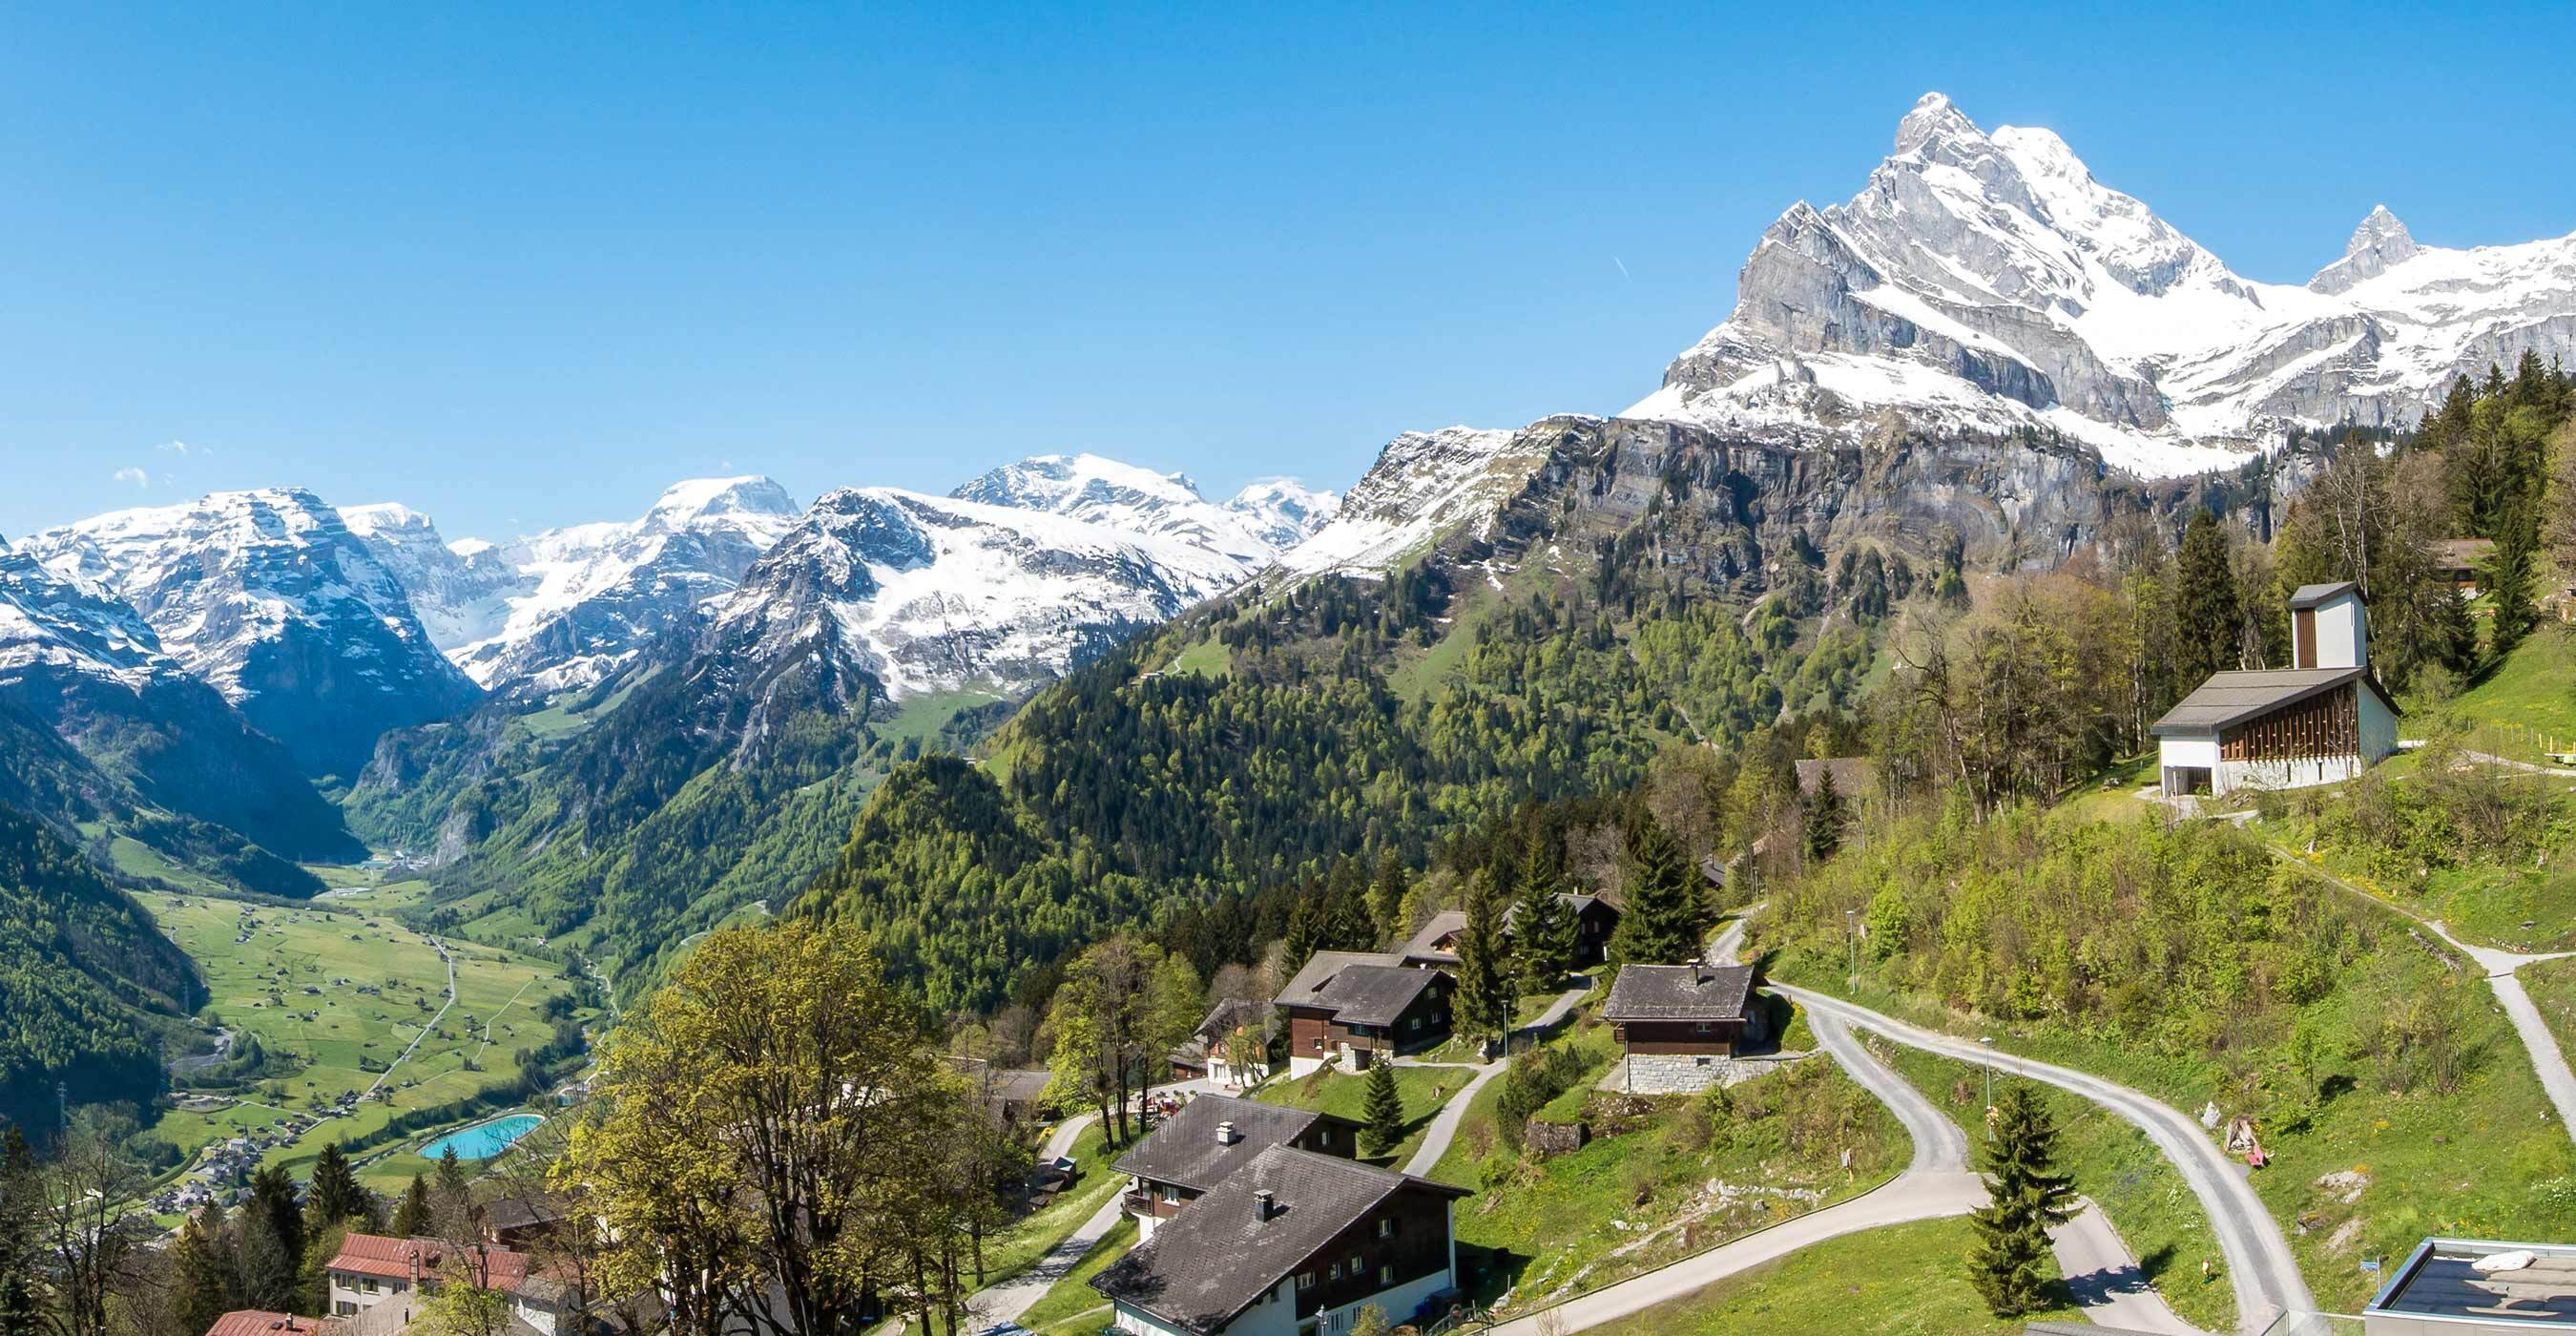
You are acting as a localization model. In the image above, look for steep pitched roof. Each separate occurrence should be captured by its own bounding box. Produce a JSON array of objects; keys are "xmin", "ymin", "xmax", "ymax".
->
[
  {"xmin": 1112, "ymin": 1095, "xmax": 1356, "ymax": 1192},
  {"xmin": 1603, "ymin": 964, "xmax": 1757, "ymax": 1023},
  {"xmin": 1274, "ymin": 950, "xmax": 1441, "ymax": 1026},
  {"xmin": 1091, "ymin": 1146, "xmax": 1468, "ymax": 1334},
  {"xmin": 2149, "ymin": 666, "xmax": 2396, "ymax": 735},
  {"xmin": 1400, "ymin": 911, "xmax": 1467, "ymax": 963}
]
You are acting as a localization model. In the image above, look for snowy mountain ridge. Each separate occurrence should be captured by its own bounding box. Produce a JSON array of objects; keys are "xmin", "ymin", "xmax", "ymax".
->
[
  {"xmin": 1621, "ymin": 93, "xmax": 2576, "ymax": 477},
  {"xmin": 950, "ymin": 452, "xmax": 1338, "ymax": 566}
]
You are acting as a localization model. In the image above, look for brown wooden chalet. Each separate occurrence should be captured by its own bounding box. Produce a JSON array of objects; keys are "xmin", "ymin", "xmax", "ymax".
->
[
  {"xmin": 1274, "ymin": 951, "xmax": 1452, "ymax": 1075},
  {"xmin": 1397, "ymin": 893, "xmax": 1621, "ymax": 971},
  {"xmin": 1113, "ymin": 1094, "xmax": 1361, "ymax": 1239},
  {"xmin": 1091, "ymin": 1144, "xmax": 1469, "ymax": 1336},
  {"xmin": 1602, "ymin": 963, "xmax": 1762, "ymax": 1095}
]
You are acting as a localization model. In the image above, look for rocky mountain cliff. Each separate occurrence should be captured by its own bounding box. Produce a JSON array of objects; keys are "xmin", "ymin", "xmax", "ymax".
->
[
  {"xmin": 1622, "ymin": 93, "xmax": 2576, "ymax": 477},
  {"xmin": 20, "ymin": 490, "xmax": 481, "ymax": 779}
]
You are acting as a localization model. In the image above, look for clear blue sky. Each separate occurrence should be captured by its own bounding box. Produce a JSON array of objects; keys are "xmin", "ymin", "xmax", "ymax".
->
[{"xmin": 5, "ymin": 2, "xmax": 2572, "ymax": 541}]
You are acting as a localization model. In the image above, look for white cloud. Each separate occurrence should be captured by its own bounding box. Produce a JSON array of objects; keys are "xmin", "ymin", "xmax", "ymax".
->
[
  {"xmin": 157, "ymin": 439, "xmax": 191, "ymax": 454},
  {"xmin": 112, "ymin": 467, "xmax": 149, "ymax": 488}
]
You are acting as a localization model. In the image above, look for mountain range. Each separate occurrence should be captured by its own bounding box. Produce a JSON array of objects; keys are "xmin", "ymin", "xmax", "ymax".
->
[{"xmin": 5, "ymin": 89, "xmax": 2572, "ymax": 1018}]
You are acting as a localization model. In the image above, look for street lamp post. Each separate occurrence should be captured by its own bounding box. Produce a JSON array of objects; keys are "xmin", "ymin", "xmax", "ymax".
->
[
  {"xmin": 1979, "ymin": 1035, "xmax": 1995, "ymax": 1136},
  {"xmin": 1845, "ymin": 908, "xmax": 1858, "ymax": 982}
]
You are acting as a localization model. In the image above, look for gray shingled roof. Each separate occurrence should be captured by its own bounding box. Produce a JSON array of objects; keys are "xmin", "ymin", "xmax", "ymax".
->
[
  {"xmin": 1111, "ymin": 1095, "xmax": 1356, "ymax": 1193},
  {"xmin": 1091, "ymin": 1145, "xmax": 1468, "ymax": 1334},
  {"xmin": 1274, "ymin": 951, "xmax": 1440, "ymax": 1026},
  {"xmin": 2148, "ymin": 667, "xmax": 2381, "ymax": 735},
  {"xmin": 1400, "ymin": 911, "xmax": 1467, "ymax": 962},
  {"xmin": 1603, "ymin": 964, "xmax": 1756, "ymax": 1022},
  {"xmin": 2287, "ymin": 580, "xmax": 2358, "ymax": 610}
]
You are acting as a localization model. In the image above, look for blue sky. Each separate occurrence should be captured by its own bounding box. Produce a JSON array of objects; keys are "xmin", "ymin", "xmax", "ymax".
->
[{"xmin": 5, "ymin": 2, "xmax": 2573, "ymax": 541}]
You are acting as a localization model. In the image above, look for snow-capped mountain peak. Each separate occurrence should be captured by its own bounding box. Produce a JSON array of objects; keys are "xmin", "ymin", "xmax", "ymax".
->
[
  {"xmin": 953, "ymin": 452, "xmax": 1333, "ymax": 566},
  {"xmin": 1623, "ymin": 93, "xmax": 2576, "ymax": 477},
  {"xmin": 641, "ymin": 474, "xmax": 801, "ymax": 531},
  {"xmin": 1272, "ymin": 425, "xmax": 1547, "ymax": 578}
]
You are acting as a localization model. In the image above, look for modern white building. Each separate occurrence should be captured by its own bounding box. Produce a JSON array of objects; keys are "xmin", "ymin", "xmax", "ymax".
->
[{"xmin": 2152, "ymin": 581, "xmax": 2399, "ymax": 798}]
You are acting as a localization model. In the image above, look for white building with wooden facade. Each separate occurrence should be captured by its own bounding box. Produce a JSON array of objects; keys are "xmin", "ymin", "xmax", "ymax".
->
[{"xmin": 2151, "ymin": 581, "xmax": 2399, "ymax": 798}]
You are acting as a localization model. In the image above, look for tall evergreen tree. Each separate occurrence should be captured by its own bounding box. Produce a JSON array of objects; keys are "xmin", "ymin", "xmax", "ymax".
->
[
  {"xmin": 390, "ymin": 1174, "xmax": 433, "ymax": 1238},
  {"xmin": 1512, "ymin": 889, "xmax": 1578, "ymax": 996},
  {"xmin": 2485, "ymin": 500, "xmax": 2543, "ymax": 655},
  {"xmin": 306, "ymin": 1141, "xmax": 378, "ymax": 1234},
  {"xmin": 1966, "ymin": 1084, "xmax": 2077, "ymax": 1316},
  {"xmin": 173, "ymin": 1204, "xmax": 236, "ymax": 1336},
  {"xmin": 1801, "ymin": 770, "xmax": 1848, "ymax": 865},
  {"xmin": 1609, "ymin": 817, "xmax": 1705, "ymax": 966},
  {"xmin": 2173, "ymin": 510, "xmax": 2241, "ymax": 687},
  {"xmin": 1453, "ymin": 870, "xmax": 1514, "ymax": 1045},
  {"xmin": 1280, "ymin": 897, "xmax": 1322, "ymax": 974},
  {"xmin": 1367, "ymin": 852, "xmax": 1409, "ymax": 944},
  {"xmin": 1359, "ymin": 1059, "xmax": 1403, "ymax": 1159},
  {"xmin": 241, "ymin": 1165, "xmax": 305, "ymax": 1309}
]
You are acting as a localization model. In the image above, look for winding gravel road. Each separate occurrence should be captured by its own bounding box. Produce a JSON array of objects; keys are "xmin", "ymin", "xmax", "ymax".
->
[{"xmin": 1778, "ymin": 985, "xmax": 2313, "ymax": 1332}]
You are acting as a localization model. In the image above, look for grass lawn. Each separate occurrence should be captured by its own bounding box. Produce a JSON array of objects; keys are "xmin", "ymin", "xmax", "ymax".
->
[
  {"xmin": 1252, "ymin": 1063, "xmax": 1459, "ymax": 1165},
  {"xmin": 974, "ymin": 1121, "xmax": 1123, "ymax": 1290},
  {"xmin": 1581, "ymin": 1217, "xmax": 2084, "ymax": 1336},
  {"xmin": 1455, "ymin": 1052, "xmax": 1902, "ymax": 1315},
  {"xmin": 2519, "ymin": 956, "xmax": 2576, "ymax": 1067},
  {"xmin": 1874, "ymin": 1042, "xmax": 2235, "ymax": 1333},
  {"xmin": 135, "ymin": 889, "xmax": 591, "ymax": 1194},
  {"xmin": 1015, "ymin": 1216, "xmax": 1138, "ymax": 1334},
  {"xmin": 2447, "ymin": 631, "xmax": 2576, "ymax": 760},
  {"xmin": 1165, "ymin": 637, "xmax": 1232, "ymax": 680},
  {"xmin": 2255, "ymin": 817, "xmax": 2576, "ymax": 955}
]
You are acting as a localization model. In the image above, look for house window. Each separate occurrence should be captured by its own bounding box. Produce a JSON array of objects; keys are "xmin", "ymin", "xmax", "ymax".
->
[
  {"xmin": 1312, "ymin": 1034, "xmax": 1325, "ymax": 1052},
  {"xmin": 1694, "ymin": 1022, "xmax": 1712, "ymax": 1035},
  {"xmin": 334, "ymin": 1304, "xmax": 356, "ymax": 1318},
  {"xmin": 1328, "ymin": 1261, "xmax": 1343, "ymax": 1281},
  {"xmin": 1298, "ymin": 1270, "xmax": 1317, "ymax": 1291},
  {"xmin": 1379, "ymin": 1264, "xmax": 1394, "ymax": 1285},
  {"xmin": 1159, "ymin": 1184, "xmax": 1178, "ymax": 1203},
  {"xmin": 1348, "ymin": 1255, "xmax": 1362, "ymax": 1276},
  {"xmin": 1377, "ymin": 1219, "xmax": 1394, "ymax": 1239},
  {"xmin": 362, "ymin": 1280, "xmax": 380, "ymax": 1295}
]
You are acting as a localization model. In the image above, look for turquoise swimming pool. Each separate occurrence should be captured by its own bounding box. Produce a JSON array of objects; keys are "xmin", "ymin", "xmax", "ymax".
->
[{"xmin": 418, "ymin": 1114, "xmax": 543, "ymax": 1161}]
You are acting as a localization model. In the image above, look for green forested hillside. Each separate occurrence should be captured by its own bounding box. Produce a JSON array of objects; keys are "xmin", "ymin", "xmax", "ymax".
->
[{"xmin": 0, "ymin": 804, "xmax": 204, "ymax": 1133}]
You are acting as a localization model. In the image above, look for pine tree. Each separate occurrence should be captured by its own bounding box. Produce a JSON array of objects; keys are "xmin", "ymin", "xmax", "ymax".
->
[
  {"xmin": 174, "ymin": 1204, "xmax": 236, "ymax": 1336},
  {"xmin": 306, "ymin": 1141, "xmax": 378, "ymax": 1233},
  {"xmin": 391, "ymin": 1174, "xmax": 433, "ymax": 1237},
  {"xmin": 1281, "ymin": 897, "xmax": 1321, "ymax": 974},
  {"xmin": 1609, "ymin": 817, "xmax": 1705, "ymax": 966},
  {"xmin": 1359, "ymin": 1058, "xmax": 1403, "ymax": 1159},
  {"xmin": 1513, "ymin": 889, "xmax": 1578, "ymax": 996},
  {"xmin": 241, "ymin": 1165, "xmax": 306, "ymax": 1309},
  {"xmin": 1453, "ymin": 870, "xmax": 1514, "ymax": 1045},
  {"xmin": 1966, "ymin": 1084, "xmax": 2077, "ymax": 1316},
  {"xmin": 2485, "ymin": 500, "xmax": 2542, "ymax": 655},
  {"xmin": 1801, "ymin": 770, "xmax": 1847, "ymax": 864},
  {"xmin": 2173, "ymin": 509, "xmax": 2241, "ymax": 687},
  {"xmin": 1367, "ymin": 852, "xmax": 1409, "ymax": 944}
]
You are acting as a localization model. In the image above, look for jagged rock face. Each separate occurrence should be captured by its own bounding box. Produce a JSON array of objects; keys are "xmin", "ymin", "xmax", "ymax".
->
[
  {"xmin": 1440, "ymin": 415, "xmax": 2140, "ymax": 591},
  {"xmin": 22, "ymin": 490, "xmax": 480, "ymax": 778},
  {"xmin": 0, "ymin": 539, "xmax": 353, "ymax": 857},
  {"xmin": 1626, "ymin": 93, "xmax": 2576, "ymax": 474},
  {"xmin": 1270, "ymin": 426, "xmax": 1549, "ymax": 577},
  {"xmin": 354, "ymin": 476, "xmax": 803, "ymax": 698}
]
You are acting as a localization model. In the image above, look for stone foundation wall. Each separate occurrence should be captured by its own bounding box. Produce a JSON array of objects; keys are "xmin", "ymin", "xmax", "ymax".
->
[{"xmin": 1615, "ymin": 1053, "xmax": 1730, "ymax": 1095}]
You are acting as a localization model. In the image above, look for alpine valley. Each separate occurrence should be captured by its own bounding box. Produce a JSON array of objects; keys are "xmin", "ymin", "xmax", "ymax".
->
[{"xmin": 8, "ymin": 89, "xmax": 2576, "ymax": 1145}]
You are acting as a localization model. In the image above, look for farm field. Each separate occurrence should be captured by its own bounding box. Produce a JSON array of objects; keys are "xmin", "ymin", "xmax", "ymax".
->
[{"xmin": 138, "ymin": 886, "xmax": 592, "ymax": 1195}]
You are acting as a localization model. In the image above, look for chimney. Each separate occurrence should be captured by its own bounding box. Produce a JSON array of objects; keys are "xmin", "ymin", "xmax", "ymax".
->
[
  {"xmin": 1215, "ymin": 1120, "xmax": 1237, "ymax": 1146},
  {"xmin": 1254, "ymin": 1189, "xmax": 1276, "ymax": 1221}
]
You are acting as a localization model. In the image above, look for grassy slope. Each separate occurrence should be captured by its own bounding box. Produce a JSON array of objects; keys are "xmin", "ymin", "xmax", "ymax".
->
[
  {"xmin": 1583, "ymin": 1216, "xmax": 2084, "ymax": 1336},
  {"xmin": 1251, "ymin": 1064, "xmax": 1459, "ymax": 1166},
  {"xmin": 2446, "ymin": 631, "xmax": 2576, "ymax": 760},
  {"xmin": 1449, "ymin": 1044, "xmax": 1902, "ymax": 1314},
  {"xmin": 136, "ymin": 887, "xmax": 589, "ymax": 1193}
]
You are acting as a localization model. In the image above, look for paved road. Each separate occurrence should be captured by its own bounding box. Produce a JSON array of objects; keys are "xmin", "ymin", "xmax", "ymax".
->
[
  {"xmin": 1779, "ymin": 986, "xmax": 2313, "ymax": 1332},
  {"xmin": 1394, "ymin": 982, "xmax": 1593, "ymax": 1178},
  {"xmin": 2271, "ymin": 847, "xmax": 2576, "ymax": 1142},
  {"xmin": 968, "ymin": 1192, "xmax": 1125, "ymax": 1326},
  {"xmin": 2052, "ymin": 1198, "xmax": 2210, "ymax": 1335}
]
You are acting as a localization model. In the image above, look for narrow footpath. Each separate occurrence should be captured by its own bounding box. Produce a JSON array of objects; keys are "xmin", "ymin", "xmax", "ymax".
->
[{"xmin": 2270, "ymin": 846, "xmax": 2576, "ymax": 1141}]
